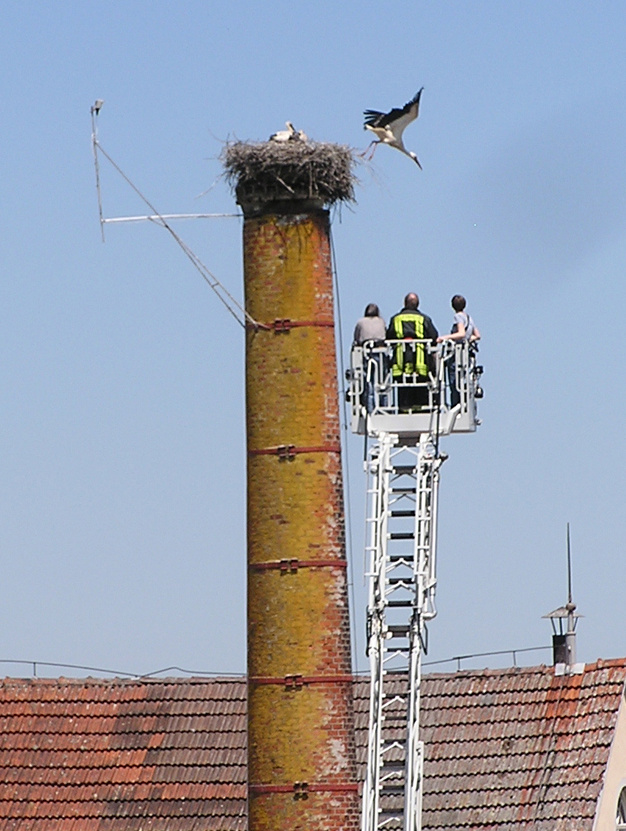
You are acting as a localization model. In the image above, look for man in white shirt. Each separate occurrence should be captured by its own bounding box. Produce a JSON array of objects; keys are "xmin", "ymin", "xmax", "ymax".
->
[{"xmin": 437, "ymin": 295, "xmax": 481, "ymax": 407}]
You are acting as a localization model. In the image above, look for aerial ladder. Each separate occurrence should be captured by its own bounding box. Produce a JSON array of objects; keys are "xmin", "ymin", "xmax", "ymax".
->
[{"xmin": 347, "ymin": 339, "xmax": 483, "ymax": 831}]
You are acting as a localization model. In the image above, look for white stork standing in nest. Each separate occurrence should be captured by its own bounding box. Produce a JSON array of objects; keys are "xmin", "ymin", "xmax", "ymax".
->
[{"xmin": 362, "ymin": 88, "xmax": 424, "ymax": 168}]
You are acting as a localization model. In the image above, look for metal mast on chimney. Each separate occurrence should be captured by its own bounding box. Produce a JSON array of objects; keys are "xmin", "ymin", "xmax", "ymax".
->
[
  {"xmin": 543, "ymin": 523, "xmax": 584, "ymax": 675},
  {"xmin": 347, "ymin": 338, "xmax": 483, "ymax": 831}
]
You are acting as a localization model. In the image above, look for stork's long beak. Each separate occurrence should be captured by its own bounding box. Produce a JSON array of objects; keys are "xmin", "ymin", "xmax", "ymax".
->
[{"xmin": 414, "ymin": 156, "xmax": 422, "ymax": 170}]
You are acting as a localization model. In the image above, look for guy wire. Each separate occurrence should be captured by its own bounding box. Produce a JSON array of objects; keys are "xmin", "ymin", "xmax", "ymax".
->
[
  {"xmin": 92, "ymin": 138, "xmax": 254, "ymax": 329},
  {"xmin": 330, "ymin": 227, "xmax": 359, "ymax": 669}
]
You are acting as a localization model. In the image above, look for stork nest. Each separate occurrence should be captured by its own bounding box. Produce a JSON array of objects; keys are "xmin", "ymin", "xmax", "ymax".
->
[{"xmin": 221, "ymin": 141, "xmax": 357, "ymax": 212}]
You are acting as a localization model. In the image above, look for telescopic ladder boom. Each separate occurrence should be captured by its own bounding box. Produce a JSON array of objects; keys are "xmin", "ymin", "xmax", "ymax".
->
[
  {"xmin": 361, "ymin": 433, "xmax": 443, "ymax": 831},
  {"xmin": 348, "ymin": 339, "xmax": 482, "ymax": 831}
]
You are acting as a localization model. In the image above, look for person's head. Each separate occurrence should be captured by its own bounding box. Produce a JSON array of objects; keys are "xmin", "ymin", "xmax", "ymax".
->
[
  {"xmin": 451, "ymin": 294, "xmax": 466, "ymax": 312},
  {"xmin": 364, "ymin": 303, "xmax": 380, "ymax": 318},
  {"xmin": 404, "ymin": 292, "xmax": 419, "ymax": 310}
]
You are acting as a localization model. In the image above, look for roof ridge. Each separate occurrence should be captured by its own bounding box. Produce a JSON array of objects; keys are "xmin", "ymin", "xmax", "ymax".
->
[
  {"xmin": 584, "ymin": 657, "xmax": 626, "ymax": 671},
  {"xmin": 421, "ymin": 664, "xmax": 552, "ymax": 679},
  {"xmin": 0, "ymin": 675, "xmax": 246, "ymax": 686},
  {"xmin": 1, "ymin": 659, "xmax": 626, "ymax": 687}
]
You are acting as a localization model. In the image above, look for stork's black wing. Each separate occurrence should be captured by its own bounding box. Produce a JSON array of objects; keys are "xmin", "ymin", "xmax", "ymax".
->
[
  {"xmin": 363, "ymin": 109, "xmax": 386, "ymax": 128},
  {"xmin": 364, "ymin": 89, "xmax": 423, "ymax": 130}
]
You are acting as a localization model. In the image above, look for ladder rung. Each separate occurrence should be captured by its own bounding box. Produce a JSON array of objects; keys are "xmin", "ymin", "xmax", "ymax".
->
[
  {"xmin": 391, "ymin": 466, "xmax": 415, "ymax": 475},
  {"xmin": 382, "ymin": 699, "xmax": 407, "ymax": 711},
  {"xmin": 377, "ymin": 816, "xmax": 403, "ymax": 828},
  {"xmin": 388, "ymin": 555, "xmax": 413, "ymax": 563},
  {"xmin": 389, "ymin": 532, "xmax": 414, "ymax": 540},
  {"xmin": 380, "ymin": 785, "xmax": 405, "ymax": 794},
  {"xmin": 380, "ymin": 776, "xmax": 404, "ymax": 786},
  {"xmin": 386, "ymin": 600, "xmax": 414, "ymax": 607},
  {"xmin": 391, "ymin": 487, "xmax": 416, "ymax": 494},
  {"xmin": 390, "ymin": 510, "xmax": 415, "ymax": 517},
  {"xmin": 387, "ymin": 625, "xmax": 410, "ymax": 636},
  {"xmin": 382, "ymin": 742, "xmax": 406, "ymax": 752}
]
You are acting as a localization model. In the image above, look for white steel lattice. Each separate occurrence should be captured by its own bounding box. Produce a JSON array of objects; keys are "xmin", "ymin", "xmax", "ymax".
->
[{"xmin": 361, "ymin": 433, "xmax": 444, "ymax": 831}]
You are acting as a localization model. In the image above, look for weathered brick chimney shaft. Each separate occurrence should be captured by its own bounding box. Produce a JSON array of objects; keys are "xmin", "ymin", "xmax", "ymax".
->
[{"xmin": 224, "ymin": 141, "xmax": 359, "ymax": 831}]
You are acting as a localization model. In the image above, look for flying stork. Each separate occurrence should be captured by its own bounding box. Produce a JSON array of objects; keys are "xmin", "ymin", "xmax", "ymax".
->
[{"xmin": 363, "ymin": 88, "xmax": 424, "ymax": 167}]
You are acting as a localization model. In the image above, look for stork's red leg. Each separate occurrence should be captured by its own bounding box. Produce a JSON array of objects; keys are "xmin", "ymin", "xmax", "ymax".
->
[{"xmin": 359, "ymin": 140, "xmax": 377, "ymax": 160}]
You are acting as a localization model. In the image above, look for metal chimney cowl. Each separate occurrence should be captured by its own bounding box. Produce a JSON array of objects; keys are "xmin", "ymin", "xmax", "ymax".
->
[{"xmin": 544, "ymin": 603, "xmax": 584, "ymax": 676}]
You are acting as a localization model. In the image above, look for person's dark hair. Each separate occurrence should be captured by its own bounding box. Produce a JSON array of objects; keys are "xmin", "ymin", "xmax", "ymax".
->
[
  {"xmin": 364, "ymin": 303, "xmax": 380, "ymax": 317},
  {"xmin": 404, "ymin": 292, "xmax": 419, "ymax": 310},
  {"xmin": 451, "ymin": 294, "xmax": 466, "ymax": 312}
]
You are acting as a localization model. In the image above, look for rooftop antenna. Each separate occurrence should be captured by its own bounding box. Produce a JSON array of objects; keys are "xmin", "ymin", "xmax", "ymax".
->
[
  {"xmin": 90, "ymin": 99, "xmax": 106, "ymax": 241},
  {"xmin": 543, "ymin": 522, "xmax": 584, "ymax": 675},
  {"xmin": 89, "ymin": 100, "xmax": 242, "ymax": 241},
  {"xmin": 566, "ymin": 521, "xmax": 573, "ymax": 605},
  {"xmin": 88, "ymin": 100, "xmax": 252, "ymax": 328}
]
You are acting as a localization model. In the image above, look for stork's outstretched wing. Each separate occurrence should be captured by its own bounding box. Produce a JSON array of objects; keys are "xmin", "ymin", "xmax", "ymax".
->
[
  {"xmin": 363, "ymin": 89, "xmax": 423, "ymax": 139},
  {"xmin": 363, "ymin": 109, "xmax": 386, "ymax": 128}
]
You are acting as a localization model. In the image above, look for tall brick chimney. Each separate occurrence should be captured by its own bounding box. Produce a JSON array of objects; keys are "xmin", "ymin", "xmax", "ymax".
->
[{"xmin": 223, "ymin": 140, "xmax": 359, "ymax": 831}]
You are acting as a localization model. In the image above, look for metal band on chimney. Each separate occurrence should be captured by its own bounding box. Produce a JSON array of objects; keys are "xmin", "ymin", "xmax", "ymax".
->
[
  {"xmin": 248, "ymin": 444, "xmax": 341, "ymax": 460},
  {"xmin": 249, "ymin": 674, "xmax": 354, "ymax": 689},
  {"xmin": 249, "ymin": 782, "xmax": 359, "ymax": 796},
  {"xmin": 249, "ymin": 559, "xmax": 348, "ymax": 573},
  {"xmin": 247, "ymin": 318, "xmax": 335, "ymax": 333}
]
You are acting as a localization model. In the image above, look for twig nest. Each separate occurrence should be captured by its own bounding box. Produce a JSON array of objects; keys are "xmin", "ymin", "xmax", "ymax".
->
[{"xmin": 222, "ymin": 140, "xmax": 357, "ymax": 215}]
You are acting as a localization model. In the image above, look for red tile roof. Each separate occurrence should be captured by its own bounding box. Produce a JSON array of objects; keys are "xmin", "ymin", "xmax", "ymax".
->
[
  {"xmin": 0, "ymin": 677, "xmax": 247, "ymax": 831},
  {"xmin": 0, "ymin": 659, "xmax": 623, "ymax": 830},
  {"xmin": 356, "ymin": 659, "xmax": 626, "ymax": 831}
]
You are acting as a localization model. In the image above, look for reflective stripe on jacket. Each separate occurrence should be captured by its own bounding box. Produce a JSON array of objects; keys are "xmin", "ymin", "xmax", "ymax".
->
[
  {"xmin": 392, "ymin": 313, "xmax": 426, "ymax": 376},
  {"xmin": 386, "ymin": 310, "xmax": 438, "ymax": 377}
]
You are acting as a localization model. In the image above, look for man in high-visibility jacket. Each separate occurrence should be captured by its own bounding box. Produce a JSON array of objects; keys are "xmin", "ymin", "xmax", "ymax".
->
[{"xmin": 386, "ymin": 292, "xmax": 438, "ymax": 410}]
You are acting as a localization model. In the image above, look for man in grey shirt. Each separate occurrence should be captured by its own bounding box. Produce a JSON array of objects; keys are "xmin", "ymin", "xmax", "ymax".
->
[
  {"xmin": 353, "ymin": 303, "xmax": 386, "ymax": 345},
  {"xmin": 353, "ymin": 304, "xmax": 387, "ymax": 413}
]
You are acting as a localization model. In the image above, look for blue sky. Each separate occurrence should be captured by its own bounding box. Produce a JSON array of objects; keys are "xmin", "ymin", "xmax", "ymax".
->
[{"xmin": 0, "ymin": 1, "xmax": 625, "ymax": 677}]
